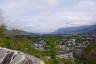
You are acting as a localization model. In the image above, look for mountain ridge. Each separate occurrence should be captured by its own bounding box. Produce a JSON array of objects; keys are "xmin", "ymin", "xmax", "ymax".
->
[{"xmin": 52, "ymin": 25, "xmax": 96, "ymax": 34}]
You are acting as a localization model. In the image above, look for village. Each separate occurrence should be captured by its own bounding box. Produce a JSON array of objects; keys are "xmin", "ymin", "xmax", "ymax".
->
[{"xmin": 17, "ymin": 34, "xmax": 95, "ymax": 59}]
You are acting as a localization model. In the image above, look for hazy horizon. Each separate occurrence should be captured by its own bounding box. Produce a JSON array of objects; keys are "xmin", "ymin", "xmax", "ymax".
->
[{"xmin": 0, "ymin": 0, "xmax": 96, "ymax": 33}]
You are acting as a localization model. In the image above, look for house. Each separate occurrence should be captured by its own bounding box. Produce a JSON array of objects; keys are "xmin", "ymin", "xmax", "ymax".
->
[
  {"xmin": 34, "ymin": 40, "xmax": 46, "ymax": 51},
  {"xmin": 57, "ymin": 52, "xmax": 74, "ymax": 59},
  {"xmin": 65, "ymin": 39, "xmax": 76, "ymax": 46}
]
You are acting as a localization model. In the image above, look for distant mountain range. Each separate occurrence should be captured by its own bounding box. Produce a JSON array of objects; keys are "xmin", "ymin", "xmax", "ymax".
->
[
  {"xmin": 6, "ymin": 25, "xmax": 96, "ymax": 35},
  {"xmin": 52, "ymin": 25, "xmax": 96, "ymax": 34}
]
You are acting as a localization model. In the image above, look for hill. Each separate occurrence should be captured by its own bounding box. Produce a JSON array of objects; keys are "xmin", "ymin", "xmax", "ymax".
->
[{"xmin": 52, "ymin": 25, "xmax": 96, "ymax": 34}]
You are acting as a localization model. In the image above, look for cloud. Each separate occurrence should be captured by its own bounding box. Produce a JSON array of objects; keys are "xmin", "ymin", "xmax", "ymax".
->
[
  {"xmin": 44, "ymin": 0, "xmax": 60, "ymax": 5},
  {"xmin": 0, "ymin": 0, "xmax": 96, "ymax": 33},
  {"xmin": 76, "ymin": 0, "xmax": 96, "ymax": 9}
]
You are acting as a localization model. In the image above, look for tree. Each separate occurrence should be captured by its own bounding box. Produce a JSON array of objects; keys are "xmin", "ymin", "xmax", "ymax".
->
[
  {"xmin": 83, "ymin": 43, "xmax": 96, "ymax": 64},
  {"xmin": 44, "ymin": 36, "xmax": 59, "ymax": 64},
  {"xmin": 0, "ymin": 24, "xmax": 6, "ymax": 37},
  {"xmin": 74, "ymin": 43, "xmax": 96, "ymax": 64}
]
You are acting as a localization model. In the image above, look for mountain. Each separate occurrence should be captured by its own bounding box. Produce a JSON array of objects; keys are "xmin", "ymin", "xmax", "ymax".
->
[
  {"xmin": 7, "ymin": 29, "xmax": 29, "ymax": 35},
  {"xmin": 6, "ymin": 29, "xmax": 36, "ymax": 36},
  {"xmin": 52, "ymin": 25, "xmax": 96, "ymax": 34},
  {"xmin": 0, "ymin": 47, "xmax": 45, "ymax": 64}
]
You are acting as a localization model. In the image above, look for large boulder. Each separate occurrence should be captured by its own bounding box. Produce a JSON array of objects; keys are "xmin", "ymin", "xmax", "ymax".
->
[{"xmin": 0, "ymin": 47, "xmax": 44, "ymax": 64}]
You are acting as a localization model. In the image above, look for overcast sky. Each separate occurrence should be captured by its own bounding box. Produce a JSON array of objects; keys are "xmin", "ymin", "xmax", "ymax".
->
[{"xmin": 0, "ymin": 0, "xmax": 96, "ymax": 33}]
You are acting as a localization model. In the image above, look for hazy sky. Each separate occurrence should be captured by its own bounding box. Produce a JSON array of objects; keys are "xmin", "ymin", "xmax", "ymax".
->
[{"xmin": 0, "ymin": 0, "xmax": 96, "ymax": 33}]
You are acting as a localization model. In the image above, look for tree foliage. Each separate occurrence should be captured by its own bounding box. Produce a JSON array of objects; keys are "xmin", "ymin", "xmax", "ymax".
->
[{"xmin": 0, "ymin": 24, "xmax": 6, "ymax": 37}]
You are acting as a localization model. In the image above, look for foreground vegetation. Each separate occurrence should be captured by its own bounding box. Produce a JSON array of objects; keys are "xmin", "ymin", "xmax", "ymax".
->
[{"xmin": 0, "ymin": 37, "xmax": 81, "ymax": 64}]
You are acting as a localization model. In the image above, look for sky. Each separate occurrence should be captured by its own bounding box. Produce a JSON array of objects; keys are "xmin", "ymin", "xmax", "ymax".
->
[{"xmin": 0, "ymin": 0, "xmax": 96, "ymax": 33}]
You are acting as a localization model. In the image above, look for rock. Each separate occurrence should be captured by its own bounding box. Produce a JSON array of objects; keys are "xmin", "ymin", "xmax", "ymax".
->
[{"xmin": 0, "ymin": 47, "xmax": 45, "ymax": 64}]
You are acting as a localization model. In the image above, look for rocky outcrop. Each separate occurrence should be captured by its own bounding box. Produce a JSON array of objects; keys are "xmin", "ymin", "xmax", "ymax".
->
[{"xmin": 0, "ymin": 47, "xmax": 44, "ymax": 64}]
